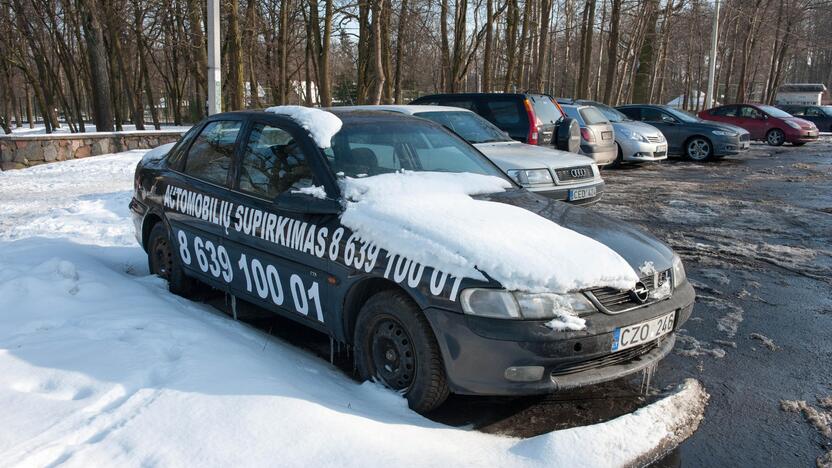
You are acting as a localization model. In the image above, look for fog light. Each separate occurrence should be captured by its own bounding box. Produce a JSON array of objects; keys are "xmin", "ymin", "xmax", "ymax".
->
[{"xmin": 504, "ymin": 366, "xmax": 545, "ymax": 382}]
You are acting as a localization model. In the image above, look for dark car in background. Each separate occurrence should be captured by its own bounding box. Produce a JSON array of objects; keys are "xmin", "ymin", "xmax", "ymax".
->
[
  {"xmin": 776, "ymin": 105, "xmax": 832, "ymax": 133},
  {"xmin": 698, "ymin": 104, "xmax": 818, "ymax": 146},
  {"xmin": 617, "ymin": 104, "xmax": 750, "ymax": 161},
  {"xmin": 410, "ymin": 93, "xmax": 581, "ymax": 153}
]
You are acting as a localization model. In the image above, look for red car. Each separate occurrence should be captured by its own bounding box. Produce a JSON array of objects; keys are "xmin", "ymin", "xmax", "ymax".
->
[{"xmin": 698, "ymin": 104, "xmax": 819, "ymax": 146}]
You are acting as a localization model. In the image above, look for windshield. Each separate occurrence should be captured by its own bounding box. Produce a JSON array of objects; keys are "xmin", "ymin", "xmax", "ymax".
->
[
  {"xmin": 664, "ymin": 107, "xmax": 700, "ymax": 123},
  {"xmin": 820, "ymin": 106, "xmax": 832, "ymax": 116},
  {"xmin": 758, "ymin": 105, "xmax": 794, "ymax": 118},
  {"xmin": 584, "ymin": 101, "xmax": 629, "ymax": 122},
  {"xmin": 323, "ymin": 120, "xmax": 511, "ymax": 182},
  {"xmin": 414, "ymin": 111, "xmax": 512, "ymax": 144}
]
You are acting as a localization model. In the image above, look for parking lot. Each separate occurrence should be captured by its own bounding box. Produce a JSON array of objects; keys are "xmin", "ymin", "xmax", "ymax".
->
[{"xmin": 226, "ymin": 137, "xmax": 832, "ymax": 465}]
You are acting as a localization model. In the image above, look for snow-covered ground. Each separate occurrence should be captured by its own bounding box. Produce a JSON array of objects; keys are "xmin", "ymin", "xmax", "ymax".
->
[
  {"xmin": 5, "ymin": 124, "xmax": 191, "ymax": 136},
  {"xmin": 0, "ymin": 151, "xmax": 708, "ymax": 467}
]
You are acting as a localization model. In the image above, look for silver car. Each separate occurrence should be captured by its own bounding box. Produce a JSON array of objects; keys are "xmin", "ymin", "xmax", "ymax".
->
[
  {"xmin": 564, "ymin": 99, "xmax": 667, "ymax": 164},
  {"xmin": 559, "ymin": 104, "xmax": 617, "ymax": 166},
  {"xmin": 342, "ymin": 105, "xmax": 605, "ymax": 204}
]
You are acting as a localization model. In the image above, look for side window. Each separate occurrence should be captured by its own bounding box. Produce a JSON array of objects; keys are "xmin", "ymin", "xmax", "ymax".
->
[
  {"xmin": 238, "ymin": 123, "xmax": 316, "ymax": 199},
  {"xmin": 642, "ymin": 108, "xmax": 675, "ymax": 123},
  {"xmin": 805, "ymin": 107, "xmax": 821, "ymax": 117},
  {"xmin": 618, "ymin": 108, "xmax": 640, "ymax": 120},
  {"xmin": 441, "ymin": 100, "xmax": 477, "ymax": 111},
  {"xmin": 712, "ymin": 106, "xmax": 736, "ymax": 117},
  {"xmin": 484, "ymin": 100, "xmax": 523, "ymax": 126},
  {"xmin": 166, "ymin": 125, "xmax": 201, "ymax": 170},
  {"xmin": 183, "ymin": 120, "xmax": 241, "ymax": 185},
  {"xmin": 738, "ymin": 106, "xmax": 762, "ymax": 119}
]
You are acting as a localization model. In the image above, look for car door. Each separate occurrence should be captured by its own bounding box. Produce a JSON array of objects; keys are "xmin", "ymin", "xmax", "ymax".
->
[
  {"xmin": 803, "ymin": 107, "xmax": 825, "ymax": 128},
  {"xmin": 165, "ymin": 118, "xmax": 245, "ymax": 289},
  {"xmin": 640, "ymin": 108, "xmax": 683, "ymax": 154},
  {"xmin": 737, "ymin": 106, "xmax": 770, "ymax": 139},
  {"xmin": 221, "ymin": 118, "xmax": 344, "ymax": 331}
]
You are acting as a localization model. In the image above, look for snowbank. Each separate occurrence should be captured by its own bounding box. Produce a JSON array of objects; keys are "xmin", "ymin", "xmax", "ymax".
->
[
  {"xmin": 264, "ymin": 106, "xmax": 342, "ymax": 148},
  {"xmin": 0, "ymin": 151, "xmax": 707, "ymax": 467},
  {"xmin": 340, "ymin": 171, "xmax": 639, "ymax": 293}
]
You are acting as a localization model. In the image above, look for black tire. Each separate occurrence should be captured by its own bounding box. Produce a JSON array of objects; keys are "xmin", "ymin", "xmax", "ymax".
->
[
  {"xmin": 354, "ymin": 289, "xmax": 449, "ymax": 413},
  {"xmin": 766, "ymin": 128, "xmax": 785, "ymax": 146},
  {"xmin": 147, "ymin": 222, "xmax": 198, "ymax": 296},
  {"xmin": 609, "ymin": 142, "xmax": 624, "ymax": 167},
  {"xmin": 684, "ymin": 136, "xmax": 713, "ymax": 161}
]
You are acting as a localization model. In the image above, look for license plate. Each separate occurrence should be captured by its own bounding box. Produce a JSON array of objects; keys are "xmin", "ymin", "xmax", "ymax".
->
[
  {"xmin": 602, "ymin": 131, "xmax": 613, "ymax": 140},
  {"xmin": 611, "ymin": 312, "xmax": 675, "ymax": 352},
  {"xmin": 657, "ymin": 144, "xmax": 667, "ymax": 152},
  {"xmin": 569, "ymin": 186, "xmax": 597, "ymax": 201}
]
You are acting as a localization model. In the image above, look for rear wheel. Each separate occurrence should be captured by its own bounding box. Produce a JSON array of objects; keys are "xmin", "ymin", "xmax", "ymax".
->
[
  {"xmin": 147, "ymin": 222, "xmax": 198, "ymax": 296},
  {"xmin": 354, "ymin": 290, "xmax": 449, "ymax": 413},
  {"xmin": 766, "ymin": 128, "xmax": 785, "ymax": 146},
  {"xmin": 685, "ymin": 137, "xmax": 713, "ymax": 161}
]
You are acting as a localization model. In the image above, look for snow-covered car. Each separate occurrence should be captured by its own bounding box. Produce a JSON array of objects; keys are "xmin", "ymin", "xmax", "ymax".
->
[
  {"xmin": 341, "ymin": 105, "xmax": 603, "ymax": 204},
  {"xmin": 559, "ymin": 99, "xmax": 668, "ymax": 165},
  {"xmin": 130, "ymin": 106, "xmax": 695, "ymax": 413}
]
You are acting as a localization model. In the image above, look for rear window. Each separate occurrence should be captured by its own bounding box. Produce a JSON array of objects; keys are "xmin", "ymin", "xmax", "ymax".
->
[
  {"xmin": 529, "ymin": 95, "xmax": 562, "ymax": 124},
  {"xmin": 414, "ymin": 111, "xmax": 511, "ymax": 144},
  {"xmin": 579, "ymin": 107, "xmax": 609, "ymax": 125}
]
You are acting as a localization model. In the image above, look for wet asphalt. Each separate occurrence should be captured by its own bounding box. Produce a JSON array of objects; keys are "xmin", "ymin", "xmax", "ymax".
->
[{"xmin": 220, "ymin": 138, "xmax": 832, "ymax": 467}]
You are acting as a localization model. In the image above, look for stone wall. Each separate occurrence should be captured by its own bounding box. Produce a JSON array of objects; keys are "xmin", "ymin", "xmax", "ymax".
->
[{"xmin": 0, "ymin": 131, "xmax": 184, "ymax": 171}]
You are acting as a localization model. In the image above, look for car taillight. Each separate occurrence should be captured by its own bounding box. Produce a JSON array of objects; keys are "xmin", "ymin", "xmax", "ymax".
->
[
  {"xmin": 580, "ymin": 127, "xmax": 595, "ymax": 143},
  {"xmin": 524, "ymin": 99, "xmax": 540, "ymax": 145}
]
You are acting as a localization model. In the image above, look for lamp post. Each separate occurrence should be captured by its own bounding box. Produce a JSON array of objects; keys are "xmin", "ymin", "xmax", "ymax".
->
[
  {"xmin": 704, "ymin": 0, "xmax": 720, "ymax": 109},
  {"xmin": 207, "ymin": 0, "xmax": 221, "ymax": 115}
]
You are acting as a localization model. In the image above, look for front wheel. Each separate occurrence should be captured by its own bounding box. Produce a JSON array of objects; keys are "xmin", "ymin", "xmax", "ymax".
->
[
  {"xmin": 354, "ymin": 290, "xmax": 449, "ymax": 413},
  {"xmin": 766, "ymin": 128, "xmax": 785, "ymax": 146},
  {"xmin": 147, "ymin": 222, "xmax": 198, "ymax": 296},
  {"xmin": 685, "ymin": 137, "xmax": 713, "ymax": 161}
]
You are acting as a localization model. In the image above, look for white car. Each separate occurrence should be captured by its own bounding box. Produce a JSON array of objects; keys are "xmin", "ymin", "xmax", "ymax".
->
[{"xmin": 341, "ymin": 105, "xmax": 605, "ymax": 205}]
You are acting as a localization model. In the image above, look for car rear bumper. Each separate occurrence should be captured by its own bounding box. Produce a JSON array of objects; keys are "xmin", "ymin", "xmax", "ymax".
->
[
  {"xmin": 581, "ymin": 145, "xmax": 618, "ymax": 166},
  {"xmin": 528, "ymin": 180, "xmax": 605, "ymax": 205},
  {"xmin": 423, "ymin": 282, "xmax": 695, "ymax": 396}
]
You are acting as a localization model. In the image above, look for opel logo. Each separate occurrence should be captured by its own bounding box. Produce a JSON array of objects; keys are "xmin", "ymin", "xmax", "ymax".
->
[
  {"xmin": 570, "ymin": 168, "xmax": 588, "ymax": 178},
  {"xmin": 630, "ymin": 281, "xmax": 650, "ymax": 304}
]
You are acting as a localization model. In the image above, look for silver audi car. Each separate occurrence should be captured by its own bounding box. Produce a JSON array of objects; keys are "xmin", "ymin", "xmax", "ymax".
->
[{"xmin": 342, "ymin": 105, "xmax": 605, "ymax": 204}]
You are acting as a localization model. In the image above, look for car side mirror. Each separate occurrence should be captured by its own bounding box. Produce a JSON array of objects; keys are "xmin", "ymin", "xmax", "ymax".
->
[{"xmin": 274, "ymin": 192, "xmax": 342, "ymax": 215}]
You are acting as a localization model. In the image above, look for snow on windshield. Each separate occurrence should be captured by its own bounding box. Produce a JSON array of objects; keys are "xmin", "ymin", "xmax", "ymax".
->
[
  {"xmin": 340, "ymin": 171, "xmax": 639, "ymax": 293},
  {"xmin": 264, "ymin": 106, "xmax": 342, "ymax": 148}
]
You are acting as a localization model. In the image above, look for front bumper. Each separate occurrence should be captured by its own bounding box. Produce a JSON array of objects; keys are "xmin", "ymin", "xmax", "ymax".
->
[
  {"xmin": 713, "ymin": 134, "xmax": 749, "ymax": 155},
  {"xmin": 423, "ymin": 281, "xmax": 695, "ymax": 396},
  {"xmin": 528, "ymin": 180, "xmax": 605, "ymax": 205},
  {"xmin": 129, "ymin": 197, "xmax": 147, "ymax": 247},
  {"xmin": 618, "ymin": 139, "xmax": 668, "ymax": 162},
  {"xmin": 786, "ymin": 129, "xmax": 819, "ymax": 143}
]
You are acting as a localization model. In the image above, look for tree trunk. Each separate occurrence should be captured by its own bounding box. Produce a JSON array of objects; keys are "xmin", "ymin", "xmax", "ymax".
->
[
  {"xmin": 631, "ymin": 0, "xmax": 658, "ymax": 103},
  {"xmin": 77, "ymin": 0, "xmax": 114, "ymax": 131},
  {"xmin": 601, "ymin": 0, "xmax": 621, "ymax": 104},
  {"xmin": 393, "ymin": 0, "xmax": 409, "ymax": 102}
]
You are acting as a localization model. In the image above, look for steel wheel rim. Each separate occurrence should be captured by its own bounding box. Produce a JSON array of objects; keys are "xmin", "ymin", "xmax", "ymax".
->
[
  {"xmin": 370, "ymin": 317, "xmax": 416, "ymax": 391},
  {"xmin": 151, "ymin": 237, "xmax": 173, "ymax": 279},
  {"xmin": 688, "ymin": 139, "xmax": 710, "ymax": 160}
]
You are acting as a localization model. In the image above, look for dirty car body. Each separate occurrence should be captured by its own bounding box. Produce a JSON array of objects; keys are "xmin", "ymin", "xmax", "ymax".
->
[{"xmin": 130, "ymin": 109, "xmax": 694, "ymax": 411}]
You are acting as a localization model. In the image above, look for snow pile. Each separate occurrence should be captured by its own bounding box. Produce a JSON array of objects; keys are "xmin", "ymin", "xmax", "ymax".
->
[
  {"xmin": 340, "ymin": 171, "xmax": 639, "ymax": 293},
  {"xmin": 291, "ymin": 185, "xmax": 328, "ymax": 199},
  {"xmin": 0, "ymin": 152, "xmax": 707, "ymax": 467},
  {"xmin": 264, "ymin": 106, "xmax": 342, "ymax": 148}
]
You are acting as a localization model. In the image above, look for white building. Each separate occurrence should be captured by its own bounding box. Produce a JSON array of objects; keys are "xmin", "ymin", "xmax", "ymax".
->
[{"xmin": 775, "ymin": 83, "xmax": 827, "ymax": 106}]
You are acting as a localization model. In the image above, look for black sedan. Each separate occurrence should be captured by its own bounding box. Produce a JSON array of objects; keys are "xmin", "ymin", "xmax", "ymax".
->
[
  {"xmin": 777, "ymin": 105, "xmax": 832, "ymax": 132},
  {"xmin": 130, "ymin": 108, "xmax": 694, "ymax": 413},
  {"xmin": 617, "ymin": 104, "xmax": 750, "ymax": 161}
]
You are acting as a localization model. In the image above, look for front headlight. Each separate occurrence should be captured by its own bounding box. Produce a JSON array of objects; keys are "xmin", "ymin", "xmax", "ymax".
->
[
  {"xmin": 618, "ymin": 127, "xmax": 648, "ymax": 143},
  {"xmin": 672, "ymin": 254, "xmax": 687, "ymax": 289},
  {"xmin": 785, "ymin": 120, "xmax": 801, "ymax": 129},
  {"xmin": 506, "ymin": 168, "xmax": 554, "ymax": 186},
  {"xmin": 712, "ymin": 130, "xmax": 736, "ymax": 136},
  {"xmin": 461, "ymin": 289, "xmax": 596, "ymax": 320}
]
